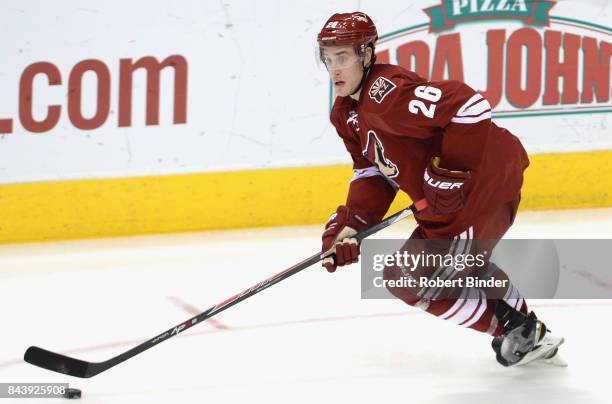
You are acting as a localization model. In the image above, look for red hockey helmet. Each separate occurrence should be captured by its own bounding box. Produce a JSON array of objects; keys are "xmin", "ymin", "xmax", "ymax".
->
[{"xmin": 317, "ymin": 12, "xmax": 378, "ymax": 50}]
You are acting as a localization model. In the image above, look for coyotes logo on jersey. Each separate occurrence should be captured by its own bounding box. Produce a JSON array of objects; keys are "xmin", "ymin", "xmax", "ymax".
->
[
  {"xmin": 362, "ymin": 130, "xmax": 399, "ymax": 178},
  {"xmin": 368, "ymin": 76, "xmax": 396, "ymax": 104}
]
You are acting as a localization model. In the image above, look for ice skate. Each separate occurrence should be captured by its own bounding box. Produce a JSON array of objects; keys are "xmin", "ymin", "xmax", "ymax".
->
[{"xmin": 492, "ymin": 309, "xmax": 566, "ymax": 367}]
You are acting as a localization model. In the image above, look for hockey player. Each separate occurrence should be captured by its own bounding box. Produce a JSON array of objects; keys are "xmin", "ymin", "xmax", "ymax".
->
[{"xmin": 317, "ymin": 12, "xmax": 564, "ymax": 366}]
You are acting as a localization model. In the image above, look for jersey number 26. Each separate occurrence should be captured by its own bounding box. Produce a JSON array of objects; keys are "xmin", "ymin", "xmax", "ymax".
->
[{"xmin": 408, "ymin": 85, "xmax": 442, "ymax": 119}]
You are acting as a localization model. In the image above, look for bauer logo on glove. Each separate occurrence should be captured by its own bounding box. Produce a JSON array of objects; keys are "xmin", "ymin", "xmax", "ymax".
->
[{"xmin": 423, "ymin": 157, "xmax": 472, "ymax": 215}]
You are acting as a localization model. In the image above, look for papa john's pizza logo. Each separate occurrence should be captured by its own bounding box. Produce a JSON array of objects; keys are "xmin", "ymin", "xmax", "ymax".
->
[
  {"xmin": 368, "ymin": 76, "xmax": 397, "ymax": 104},
  {"xmin": 328, "ymin": 1, "xmax": 611, "ymax": 120},
  {"xmin": 362, "ymin": 130, "xmax": 399, "ymax": 178}
]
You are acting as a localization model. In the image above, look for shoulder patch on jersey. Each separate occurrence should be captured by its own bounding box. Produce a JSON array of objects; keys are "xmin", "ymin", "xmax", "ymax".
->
[{"xmin": 368, "ymin": 76, "xmax": 396, "ymax": 104}]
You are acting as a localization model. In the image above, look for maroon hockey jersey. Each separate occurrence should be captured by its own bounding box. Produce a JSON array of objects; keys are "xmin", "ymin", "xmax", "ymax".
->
[{"xmin": 330, "ymin": 64, "xmax": 529, "ymax": 237}]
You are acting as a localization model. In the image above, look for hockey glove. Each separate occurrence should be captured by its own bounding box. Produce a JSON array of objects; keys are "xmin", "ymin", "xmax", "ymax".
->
[
  {"xmin": 423, "ymin": 157, "xmax": 471, "ymax": 215},
  {"xmin": 321, "ymin": 205, "xmax": 373, "ymax": 273}
]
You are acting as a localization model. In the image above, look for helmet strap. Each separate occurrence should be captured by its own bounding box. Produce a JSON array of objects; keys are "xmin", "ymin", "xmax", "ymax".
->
[{"xmin": 349, "ymin": 44, "xmax": 375, "ymax": 97}]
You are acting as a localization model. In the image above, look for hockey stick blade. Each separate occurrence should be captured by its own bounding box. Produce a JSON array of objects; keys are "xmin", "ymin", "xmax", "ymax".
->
[
  {"xmin": 24, "ymin": 201, "xmax": 423, "ymax": 378},
  {"xmin": 25, "ymin": 346, "xmax": 95, "ymax": 378}
]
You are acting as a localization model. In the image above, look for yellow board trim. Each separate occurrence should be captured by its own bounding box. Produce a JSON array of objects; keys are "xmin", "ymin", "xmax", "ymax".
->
[{"xmin": 0, "ymin": 150, "xmax": 610, "ymax": 244}]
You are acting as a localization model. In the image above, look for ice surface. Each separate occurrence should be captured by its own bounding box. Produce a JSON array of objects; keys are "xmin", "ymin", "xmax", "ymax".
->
[{"xmin": 0, "ymin": 208, "xmax": 611, "ymax": 403}]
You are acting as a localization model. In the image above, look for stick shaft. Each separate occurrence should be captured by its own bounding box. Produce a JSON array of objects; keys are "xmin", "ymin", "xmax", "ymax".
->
[{"xmin": 24, "ymin": 203, "xmax": 418, "ymax": 378}]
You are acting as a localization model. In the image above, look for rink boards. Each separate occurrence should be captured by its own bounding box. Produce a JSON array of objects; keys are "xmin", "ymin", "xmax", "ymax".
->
[{"xmin": 0, "ymin": 149, "xmax": 611, "ymax": 243}]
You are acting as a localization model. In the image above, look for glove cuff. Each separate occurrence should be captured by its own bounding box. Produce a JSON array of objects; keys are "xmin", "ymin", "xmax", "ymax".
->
[{"xmin": 429, "ymin": 157, "xmax": 470, "ymax": 179}]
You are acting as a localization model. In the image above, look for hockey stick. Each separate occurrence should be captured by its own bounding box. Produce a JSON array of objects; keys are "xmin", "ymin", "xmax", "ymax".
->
[{"xmin": 24, "ymin": 201, "xmax": 424, "ymax": 378}]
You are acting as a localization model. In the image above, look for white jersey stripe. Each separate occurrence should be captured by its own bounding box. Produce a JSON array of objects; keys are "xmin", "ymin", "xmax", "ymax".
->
[
  {"xmin": 417, "ymin": 236, "xmax": 460, "ymax": 299},
  {"xmin": 445, "ymin": 288, "xmax": 482, "ymax": 325},
  {"xmin": 456, "ymin": 98, "xmax": 492, "ymax": 118},
  {"xmin": 503, "ymin": 284, "xmax": 516, "ymax": 300},
  {"xmin": 441, "ymin": 298, "xmax": 467, "ymax": 322},
  {"xmin": 440, "ymin": 287, "xmax": 470, "ymax": 320},
  {"xmin": 455, "ymin": 93, "xmax": 484, "ymax": 116},
  {"xmin": 351, "ymin": 166, "xmax": 384, "ymax": 181},
  {"xmin": 351, "ymin": 167, "xmax": 400, "ymax": 191},
  {"xmin": 431, "ymin": 227, "xmax": 475, "ymax": 299},
  {"xmin": 450, "ymin": 111, "xmax": 492, "ymax": 124},
  {"xmin": 461, "ymin": 290, "xmax": 488, "ymax": 328},
  {"xmin": 504, "ymin": 284, "xmax": 521, "ymax": 309}
]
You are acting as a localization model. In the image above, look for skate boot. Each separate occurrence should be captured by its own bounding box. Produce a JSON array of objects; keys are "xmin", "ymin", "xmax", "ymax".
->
[{"xmin": 492, "ymin": 301, "xmax": 566, "ymax": 367}]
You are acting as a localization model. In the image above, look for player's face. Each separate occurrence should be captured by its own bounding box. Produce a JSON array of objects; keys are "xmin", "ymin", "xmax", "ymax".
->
[{"xmin": 320, "ymin": 46, "xmax": 364, "ymax": 97}]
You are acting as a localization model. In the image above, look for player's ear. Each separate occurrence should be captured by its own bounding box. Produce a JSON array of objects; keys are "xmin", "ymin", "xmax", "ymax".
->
[{"xmin": 364, "ymin": 46, "xmax": 374, "ymax": 68}]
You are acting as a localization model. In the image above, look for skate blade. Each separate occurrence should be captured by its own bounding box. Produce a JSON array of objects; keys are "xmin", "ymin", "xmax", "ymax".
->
[
  {"xmin": 512, "ymin": 335, "xmax": 565, "ymax": 367},
  {"xmin": 539, "ymin": 351, "xmax": 568, "ymax": 367},
  {"xmin": 522, "ymin": 346, "xmax": 568, "ymax": 367}
]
